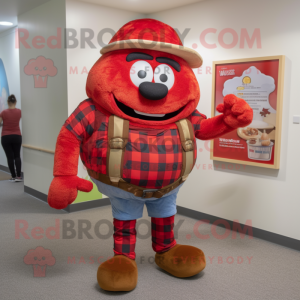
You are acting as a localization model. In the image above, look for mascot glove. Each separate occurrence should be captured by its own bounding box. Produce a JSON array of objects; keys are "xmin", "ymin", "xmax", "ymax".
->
[
  {"xmin": 48, "ymin": 176, "xmax": 93, "ymax": 209},
  {"xmin": 217, "ymin": 94, "xmax": 253, "ymax": 129}
]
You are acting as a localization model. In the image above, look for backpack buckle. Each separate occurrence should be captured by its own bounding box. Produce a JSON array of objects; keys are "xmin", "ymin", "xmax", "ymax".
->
[
  {"xmin": 109, "ymin": 137, "xmax": 125, "ymax": 149},
  {"xmin": 183, "ymin": 139, "xmax": 194, "ymax": 152}
]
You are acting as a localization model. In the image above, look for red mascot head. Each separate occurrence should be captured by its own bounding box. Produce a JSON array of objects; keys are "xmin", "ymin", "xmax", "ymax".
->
[{"xmin": 86, "ymin": 18, "xmax": 203, "ymax": 127}]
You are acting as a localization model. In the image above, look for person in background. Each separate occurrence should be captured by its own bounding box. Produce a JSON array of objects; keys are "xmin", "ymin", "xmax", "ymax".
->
[{"xmin": 0, "ymin": 95, "xmax": 22, "ymax": 182}]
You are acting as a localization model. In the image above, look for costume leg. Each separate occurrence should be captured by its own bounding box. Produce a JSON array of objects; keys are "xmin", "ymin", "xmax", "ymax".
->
[
  {"xmin": 152, "ymin": 215, "xmax": 206, "ymax": 278},
  {"xmin": 151, "ymin": 216, "xmax": 177, "ymax": 253},
  {"xmin": 113, "ymin": 219, "xmax": 137, "ymax": 259},
  {"xmin": 93, "ymin": 181, "xmax": 141, "ymax": 292},
  {"xmin": 97, "ymin": 217, "xmax": 138, "ymax": 292},
  {"xmin": 146, "ymin": 189, "xmax": 206, "ymax": 278}
]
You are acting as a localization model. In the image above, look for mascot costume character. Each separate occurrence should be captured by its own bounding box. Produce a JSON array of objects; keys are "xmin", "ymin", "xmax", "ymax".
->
[{"xmin": 48, "ymin": 19, "xmax": 253, "ymax": 291}]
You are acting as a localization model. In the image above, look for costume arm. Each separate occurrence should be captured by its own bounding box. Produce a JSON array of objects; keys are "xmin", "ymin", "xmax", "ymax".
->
[
  {"xmin": 48, "ymin": 99, "xmax": 95, "ymax": 210},
  {"xmin": 53, "ymin": 126, "xmax": 81, "ymax": 176},
  {"xmin": 193, "ymin": 94, "xmax": 253, "ymax": 141},
  {"xmin": 195, "ymin": 114, "xmax": 233, "ymax": 140},
  {"xmin": 48, "ymin": 127, "xmax": 93, "ymax": 210}
]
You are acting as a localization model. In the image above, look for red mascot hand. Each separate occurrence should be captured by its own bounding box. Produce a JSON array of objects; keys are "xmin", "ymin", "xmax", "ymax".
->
[
  {"xmin": 48, "ymin": 176, "xmax": 93, "ymax": 209},
  {"xmin": 217, "ymin": 94, "xmax": 253, "ymax": 129}
]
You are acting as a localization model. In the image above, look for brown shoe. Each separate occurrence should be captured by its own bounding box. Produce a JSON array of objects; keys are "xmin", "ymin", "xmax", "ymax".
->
[
  {"xmin": 155, "ymin": 244, "xmax": 206, "ymax": 278},
  {"xmin": 97, "ymin": 255, "xmax": 138, "ymax": 291}
]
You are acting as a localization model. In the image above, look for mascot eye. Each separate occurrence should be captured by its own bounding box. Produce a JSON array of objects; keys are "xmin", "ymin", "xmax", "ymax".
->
[
  {"xmin": 130, "ymin": 61, "xmax": 153, "ymax": 87},
  {"xmin": 154, "ymin": 64, "xmax": 175, "ymax": 90}
]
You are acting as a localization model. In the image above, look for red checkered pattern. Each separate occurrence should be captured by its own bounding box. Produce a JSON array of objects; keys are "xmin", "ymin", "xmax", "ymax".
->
[
  {"xmin": 64, "ymin": 99, "xmax": 109, "ymax": 174},
  {"xmin": 122, "ymin": 127, "xmax": 183, "ymax": 188},
  {"xmin": 113, "ymin": 219, "xmax": 137, "ymax": 260},
  {"xmin": 64, "ymin": 99, "xmax": 206, "ymax": 189},
  {"xmin": 151, "ymin": 216, "xmax": 177, "ymax": 253}
]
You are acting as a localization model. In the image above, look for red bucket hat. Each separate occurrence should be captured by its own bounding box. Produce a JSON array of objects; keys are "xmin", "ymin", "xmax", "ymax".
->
[{"xmin": 100, "ymin": 18, "xmax": 203, "ymax": 68}]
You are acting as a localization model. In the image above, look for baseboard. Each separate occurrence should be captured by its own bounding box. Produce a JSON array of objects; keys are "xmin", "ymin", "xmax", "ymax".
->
[
  {"xmin": 23, "ymin": 185, "xmax": 300, "ymax": 251},
  {"xmin": 65, "ymin": 198, "xmax": 110, "ymax": 213},
  {"xmin": 0, "ymin": 164, "xmax": 24, "ymax": 177},
  {"xmin": 177, "ymin": 206, "xmax": 300, "ymax": 252},
  {"xmin": 0, "ymin": 165, "xmax": 10, "ymax": 173},
  {"xmin": 24, "ymin": 185, "xmax": 110, "ymax": 213}
]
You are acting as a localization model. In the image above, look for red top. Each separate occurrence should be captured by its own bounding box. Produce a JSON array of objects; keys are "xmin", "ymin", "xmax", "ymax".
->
[
  {"xmin": 64, "ymin": 99, "xmax": 206, "ymax": 189},
  {"xmin": 0, "ymin": 108, "xmax": 22, "ymax": 137}
]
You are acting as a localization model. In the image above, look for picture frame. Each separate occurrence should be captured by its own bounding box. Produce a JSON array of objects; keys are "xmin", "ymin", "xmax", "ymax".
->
[{"xmin": 210, "ymin": 55, "xmax": 285, "ymax": 169}]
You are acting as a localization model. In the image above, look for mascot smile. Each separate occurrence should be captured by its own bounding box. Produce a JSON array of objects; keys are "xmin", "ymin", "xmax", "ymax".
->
[{"xmin": 48, "ymin": 19, "xmax": 253, "ymax": 291}]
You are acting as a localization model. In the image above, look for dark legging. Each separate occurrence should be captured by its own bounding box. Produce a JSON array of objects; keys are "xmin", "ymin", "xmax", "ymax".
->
[{"xmin": 1, "ymin": 135, "xmax": 22, "ymax": 178}]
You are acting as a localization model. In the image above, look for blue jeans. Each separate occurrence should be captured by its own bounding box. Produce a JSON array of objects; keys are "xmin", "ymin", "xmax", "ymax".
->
[{"xmin": 91, "ymin": 178, "xmax": 181, "ymax": 220}]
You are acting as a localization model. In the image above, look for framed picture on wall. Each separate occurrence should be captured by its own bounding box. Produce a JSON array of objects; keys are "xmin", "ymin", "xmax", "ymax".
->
[{"xmin": 210, "ymin": 55, "xmax": 285, "ymax": 169}]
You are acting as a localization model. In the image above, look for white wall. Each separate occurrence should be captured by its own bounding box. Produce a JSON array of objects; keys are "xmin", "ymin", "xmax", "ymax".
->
[
  {"xmin": 66, "ymin": 0, "xmax": 144, "ymax": 178},
  {"xmin": 150, "ymin": 0, "xmax": 300, "ymax": 240},
  {"xmin": 18, "ymin": 0, "xmax": 68, "ymax": 194},
  {"xmin": 0, "ymin": 27, "xmax": 22, "ymax": 168}
]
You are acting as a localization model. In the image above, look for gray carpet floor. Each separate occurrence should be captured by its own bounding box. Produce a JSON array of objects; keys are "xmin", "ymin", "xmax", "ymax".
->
[{"xmin": 0, "ymin": 170, "xmax": 299, "ymax": 300}]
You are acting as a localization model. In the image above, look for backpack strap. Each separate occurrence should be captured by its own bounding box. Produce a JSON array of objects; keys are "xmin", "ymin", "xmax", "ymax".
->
[
  {"xmin": 107, "ymin": 115, "xmax": 129, "ymax": 186},
  {"xmin": 176, "ymin": 119, "xmax": 195, "ymax": 182}
]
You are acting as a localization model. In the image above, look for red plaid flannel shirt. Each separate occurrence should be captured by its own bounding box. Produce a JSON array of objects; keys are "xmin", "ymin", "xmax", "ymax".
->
[{"xmin": 64, "ymin": 99, "xmax": 206, "ymax": 189}]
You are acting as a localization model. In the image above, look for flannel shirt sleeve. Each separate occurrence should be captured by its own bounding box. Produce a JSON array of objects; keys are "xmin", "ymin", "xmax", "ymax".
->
[
  {"xmin": 189, "ymin": 109, "xmax": 207, "ymax": 140},
  {"xmin": 63, "ymin": 99, "xmax": 96, "ymax": 142}
]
